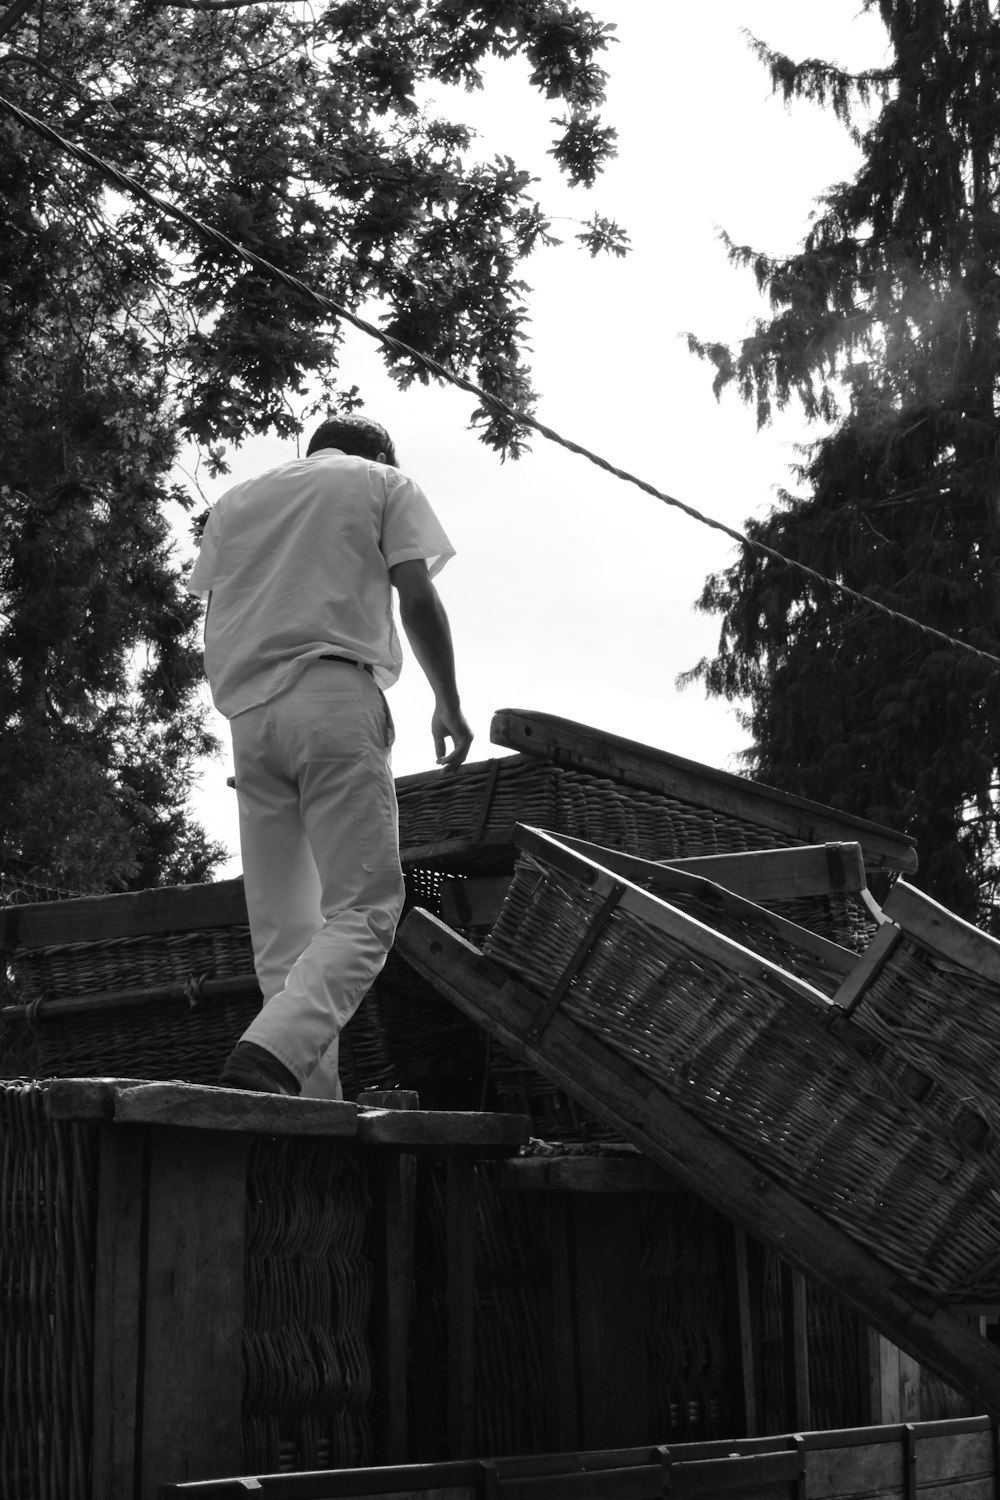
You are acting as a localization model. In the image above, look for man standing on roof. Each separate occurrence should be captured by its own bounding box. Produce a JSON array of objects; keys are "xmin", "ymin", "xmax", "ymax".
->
[{"xmin": 188, "ymin": 414, "xmax": 473, "ymax": 1097}]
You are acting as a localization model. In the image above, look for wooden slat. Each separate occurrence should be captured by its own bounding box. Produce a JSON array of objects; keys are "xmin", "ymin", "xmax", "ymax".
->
[
  {"xmin": 502, "ymin": 1153, "xmax": 676, "ymax": 1194},
  {"xmin": 490, "ymin": 709, "xmax": 918, "ymax": 875},
  {"xmin": 44, "ymin": 1079, "xmax": 359, "ymax": 1138},
  {"xmin": 550, "ymin": 836, "xmax": 869, "ymax": 904},
  {"xmin": 882, "ymin": 881, "xmax": 1000, "ymax": 985},
  {"xmin": 446, "ymin": 1158, "xmax": 477, "ymax": 1459},
  {"xmin": 2, "ymin": 875, "xmax": 248, "ymax": 952},
  {"xmin": 397, "ymin": 911, "xmax": 1000, "ymax": 1418},
  {"xmin": 91, "ymin": 1124, "xmax": 146, "ymax": 1500},
  {"xmin": 830, "ymin": 922, "xmax": 905, "ymax": 1017},
  {"xmin": 357, "ymin": 1106, "xmax": 529, "ymax": 1156},
  {"xmin": 139, "ymin": 1126, "xmax": 248, "ymax": 1498}
]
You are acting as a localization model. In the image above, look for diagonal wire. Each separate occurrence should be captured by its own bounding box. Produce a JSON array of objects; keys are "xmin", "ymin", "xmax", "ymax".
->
[{"xmin": 3, "ymin": 89, "xmax": 1000, "ymax": 672}]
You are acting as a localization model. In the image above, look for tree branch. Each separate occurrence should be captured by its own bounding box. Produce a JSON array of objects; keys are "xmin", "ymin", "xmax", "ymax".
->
[{"xmin": 0, "ymin": 0, "xmax": 39, "ymax": 44}]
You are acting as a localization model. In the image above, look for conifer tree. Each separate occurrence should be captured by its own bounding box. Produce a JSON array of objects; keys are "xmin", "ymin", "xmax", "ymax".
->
[
  {"xmin": 685, "ymin": 0, "xmax": 1000, "ymax": 926},
  {"xmin": 0, "ymin": 0, "xmax": 624, "ymax": 892}
]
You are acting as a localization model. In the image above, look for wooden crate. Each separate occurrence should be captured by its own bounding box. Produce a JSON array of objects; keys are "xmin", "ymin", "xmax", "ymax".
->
[{"xmin": 0, "ymin": 1079, "xmax": 527, "ymax": 1500}]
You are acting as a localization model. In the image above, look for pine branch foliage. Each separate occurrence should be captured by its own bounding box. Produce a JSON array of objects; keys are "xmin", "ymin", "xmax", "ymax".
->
[{"xmin": 685, "ymin": 0, "xmax": 1000, "ymax": 926}]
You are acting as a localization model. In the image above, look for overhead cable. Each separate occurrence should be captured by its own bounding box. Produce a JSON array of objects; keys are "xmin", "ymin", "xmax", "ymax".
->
[{"xmin": 2, "ymin": 90, "xmax": 999, "ymax": 673}]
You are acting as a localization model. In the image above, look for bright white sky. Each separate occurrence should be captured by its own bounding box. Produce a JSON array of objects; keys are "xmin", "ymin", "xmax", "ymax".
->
[{"xmin": 181, "ymin": 1, "xmax": 890, "ymax": 876}]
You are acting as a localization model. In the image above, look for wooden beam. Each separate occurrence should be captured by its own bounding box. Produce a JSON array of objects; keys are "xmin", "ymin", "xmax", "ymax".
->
[
  {"xmin": 2, "ymin": 876, "xmax": 248, "ymax": 952},
  {"xmin": 44, "ymin": 1079, "xmax": 358, "ymax": 1138},
  {"xmin": 357, "ymin": 1106, "xmax": 529, "ymax": 1156},
  {"xmin": 882, "ymin": 880, "xmax": 1000, "ymax": 985},
  {"xmin": 490, "ymin": 709, "xmax": 918, "ymax": 875},
  {"xmin": 397, "ymin": 911, "xmax": 1000, "ymax": 1418},
  {"xmin": 503, "ymin": 1153, "xmax": 677, "ymax": 1194},
  {"xmin": 551, "ymin": 835, "xmax": 869, "ymax": 904}
]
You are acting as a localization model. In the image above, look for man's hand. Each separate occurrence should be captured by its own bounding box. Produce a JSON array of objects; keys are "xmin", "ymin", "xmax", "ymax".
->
[
  {"xmin": 433, "ymin": 702, "xmax": 474, "ymax": 769},
  {"xmin": 391, "ymin": 559, "xmax": 474, "ymax": 771}
]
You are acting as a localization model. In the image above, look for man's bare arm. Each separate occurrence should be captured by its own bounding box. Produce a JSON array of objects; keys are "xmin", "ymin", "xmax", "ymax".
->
[{"xmin": 390, "ymin": 559, "xmax": 473, "ymax": 768}]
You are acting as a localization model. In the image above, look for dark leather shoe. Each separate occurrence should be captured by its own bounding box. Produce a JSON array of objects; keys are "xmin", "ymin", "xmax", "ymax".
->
[{"xmin": 218, "ymin": 1041, "xmax": 300, "ymax": 1095}]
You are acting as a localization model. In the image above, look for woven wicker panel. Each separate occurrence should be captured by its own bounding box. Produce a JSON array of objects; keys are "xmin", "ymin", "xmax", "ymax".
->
[
  {"xmin": 398, "ymin": 760, "xmax": 790, "ymax": 863},
  {"xmin": 0, "ymin": 1083, "xmax": 98, "ymax": 1500},
  {"xmin": 2, "ymin": 923, "xmax": 394, "ymax": 1097},
  {"xmin": 11, "ymin": 926, "xmax": 256, "ymax": 1000},
  {"xmin": 641, "ymin": 1193, "xmax": 731, "ymax": 1442},
  {"xmin": 766, "ymin": 893, "xmax": 879, "ymax": 955},
  {"xmin": 484, "ymin": 862, "xmax": 855, "ymax": 1143},
  {"xmin": 482, "ymin": 855, "xmax": 1000, "ymax": 1302},
  {"xmin": 844, "ymin": 935, "xmax": 1000, "ymax": 1173},
  {"xmin": 242, "ymin": 1137, "xmax": 372, "ymax": 1474}
]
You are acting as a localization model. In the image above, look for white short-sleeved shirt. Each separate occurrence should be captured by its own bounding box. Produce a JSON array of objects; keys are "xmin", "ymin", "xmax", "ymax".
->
[{"xmin": 187, "ymin": 448, "xmax": 454, "ymax": 718}]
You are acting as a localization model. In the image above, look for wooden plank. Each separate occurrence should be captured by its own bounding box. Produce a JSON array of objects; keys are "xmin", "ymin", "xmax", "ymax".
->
[
  {"xmin": 572, "ymin": 1194, "xmax": 651, "ymax": 1448},
  {"xmin": 490, "ymin": 709, "xmax": 918, "ymax": 874},
  {"xmin": 882, "ymin": 882, "xmax": 1000, "ymax": 985},
  {"xmin": 91, "ymin": 1124, "xmax": 146, "ymax": 1500},
  {"xmin": 729, "ymin": 1226, "xmax": 759, "ymax": 1438},
  {"xmin": 446, "ymin": 1158, "xmax": 477, "ymax": 1459},
  {"xmin": 830, "ymin": 923, "xmax": 905, "ymax": 1017},
  {"xmin": 139, "ymin": 1126, "xmax": 249, "ymax": 1498},
  {"xmin": 781, "ymin": 1266, "xmax": 810, "ymax": 1431},
  {"xmin": 503, "ymin": 1153, "xmax": 677, "ymax": 1194},
  {"xmin": 357, "ymin": 1106, "xmax": 529, "ymax": 1156},
  {"xmin": 549, "ymin": 836, "xmax": 869, "ymax": 904},
  {"xmin": 537, "ymin": 1195, "xmax": 582, "ymax": 1451},
  {"xmin": 915, "ymin": 1427, "xmax": 996, "ymax": 1482},
  {"xmin": 397, "ymin": 912, "xmax": 1000, "ymax": 1418},
  {"xmin": 45, "ymin": 1079, "xmax": 359, "ymax": 1137},
  {"xmin": 368, "ymin": 1149, "xmax": 417, "ymax": 1463},
  {"xmin": 2, "ymin": 875, "xmax": 248, "ymax": 952}
]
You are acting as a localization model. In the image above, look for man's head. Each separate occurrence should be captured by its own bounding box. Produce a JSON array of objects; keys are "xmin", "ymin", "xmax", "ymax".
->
[{"xmin": 306, "ymin": 414, "xmax": 398, "ymax": 466}]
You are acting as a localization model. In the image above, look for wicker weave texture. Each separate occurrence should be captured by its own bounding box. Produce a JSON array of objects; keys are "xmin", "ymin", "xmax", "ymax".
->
[
  {"xmin": 398, "ymin": 760, "xmax": 790, "ymax": 860},
  {"xmin": 0, "ymin": 1084, "xmax": 98, "ymax": 1500},
  {"xmin": 242, "ymin": 1138, "xmax": 373, "ymax": 1474},
  {"xmin": 847, "ymin": 936, "xmax": 1000, "ymax": 1170},
  {"xmin": 483, "ymin": 857, "xmax": 1000, "ymax": 1302}
]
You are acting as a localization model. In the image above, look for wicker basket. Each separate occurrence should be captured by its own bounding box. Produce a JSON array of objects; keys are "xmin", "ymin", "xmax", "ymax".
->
[
  {"xmin": 1, "ymin": 924, "xmax": 394, "ymax": 1098},
  {"xmin": 485, "ymin": 830, "xmax": 861, "ymax": 1142},
  {"xmin": 481, "ymin": 836, "xmax": 1000, "ymax": 1302},
  {"xmin": 397, "ymin": 756, "xmax": 797, "ymax": 870}
]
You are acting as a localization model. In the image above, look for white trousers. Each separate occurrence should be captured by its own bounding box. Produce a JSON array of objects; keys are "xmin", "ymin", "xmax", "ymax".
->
[{"xmin": 229, "ymin": 660, "xmax": 405, "ymax": 1096}]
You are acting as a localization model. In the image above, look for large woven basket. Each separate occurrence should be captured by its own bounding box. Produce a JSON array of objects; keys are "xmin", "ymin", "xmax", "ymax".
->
[{"xmin": 481, "ymin": 834, "xmax": 1000, "ymax": 1302}]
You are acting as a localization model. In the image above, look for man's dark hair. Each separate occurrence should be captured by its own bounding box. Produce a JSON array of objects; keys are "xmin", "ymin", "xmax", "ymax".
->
[{"xmin": 306, "ymin": 414, "xmax": 398, "ymax": 465}]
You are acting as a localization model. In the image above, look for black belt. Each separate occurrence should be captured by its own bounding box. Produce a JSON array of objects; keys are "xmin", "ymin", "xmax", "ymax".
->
[{"xmin": 319, "ymin": 654, "xmax": 374, "ymax": 676}]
